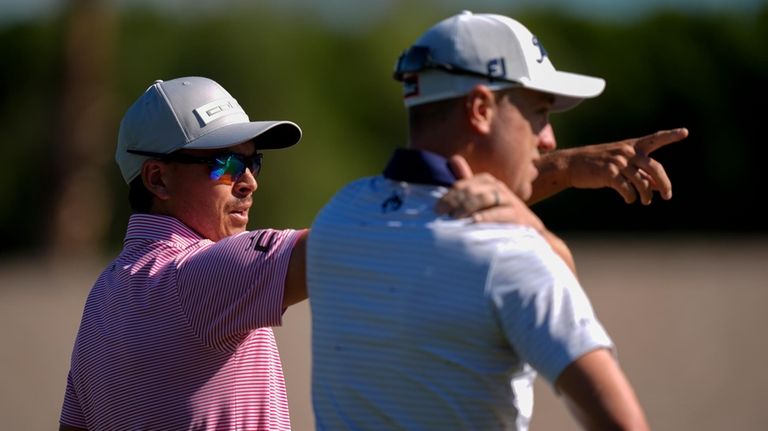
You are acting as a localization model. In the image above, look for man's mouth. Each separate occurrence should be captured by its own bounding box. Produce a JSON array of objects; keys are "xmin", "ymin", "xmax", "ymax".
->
[{"xmin": 229, "ymin": 202, "xmax": 251, "ymax": 223}]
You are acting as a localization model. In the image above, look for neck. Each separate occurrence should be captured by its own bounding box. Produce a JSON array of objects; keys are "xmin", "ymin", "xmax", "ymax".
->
[{"xmin": 407, "ymin": 99, "xmax": 473, "ymax": 160}]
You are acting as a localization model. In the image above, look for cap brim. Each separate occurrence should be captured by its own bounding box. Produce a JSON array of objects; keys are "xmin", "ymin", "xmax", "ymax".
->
[
  {"xmin": 521, "ymin": 71, "xmax": 606, "ymax": 112},
  {"xmin": 182, "ymin": 121, "xmax": 302, "ymax": 151}
]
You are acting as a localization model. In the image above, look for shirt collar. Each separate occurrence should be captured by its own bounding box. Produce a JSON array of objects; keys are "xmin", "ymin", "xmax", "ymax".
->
[
  {"xmin": 124, "ymin": 213, "xmax": 207, "ymax": 249},
  {"xmin": 382, "ymin": 148, "xmax": 457, "ymax": 187}
]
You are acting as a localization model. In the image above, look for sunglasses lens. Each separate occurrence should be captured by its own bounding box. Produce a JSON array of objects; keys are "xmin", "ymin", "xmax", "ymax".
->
[{"xmin": 210, "ymin": 155, "xmax": 246, "ymax": 183}]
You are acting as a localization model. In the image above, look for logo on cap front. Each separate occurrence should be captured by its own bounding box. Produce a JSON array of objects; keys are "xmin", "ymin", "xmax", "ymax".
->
[{"xmin": 194, "ymin": 97, "xmax": 245, "ymax": 126}]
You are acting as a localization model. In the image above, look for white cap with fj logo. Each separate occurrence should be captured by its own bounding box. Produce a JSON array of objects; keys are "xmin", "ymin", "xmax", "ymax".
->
[
  {"xmin": 116, "ymin": 76, "xmax": 302, "ymax": 183},
  {"xmin": 394, "ymin": 10, "xmax": 606, "ymax": 111}
]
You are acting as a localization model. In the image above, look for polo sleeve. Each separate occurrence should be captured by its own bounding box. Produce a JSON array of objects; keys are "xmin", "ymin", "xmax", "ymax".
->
[
  {"xmin": 60, "ymin": 371, "xmax": 87, "ymax": 428},
  {"xmin": 487, "ymin": 236, "xmax": 614, "ymax": 384},
  {"xmin": 176, "ymin": 228, "xmax": 301, "ymax": 351}
]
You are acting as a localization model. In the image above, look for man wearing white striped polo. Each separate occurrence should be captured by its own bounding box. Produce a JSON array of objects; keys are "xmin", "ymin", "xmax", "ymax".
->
[{"xmin": 308, "ymin": 12, "xmax": 650, "ymax": 430}]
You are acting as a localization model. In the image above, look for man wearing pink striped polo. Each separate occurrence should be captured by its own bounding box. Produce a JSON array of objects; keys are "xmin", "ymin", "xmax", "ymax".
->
[{"xmin": 59, "ymin": 77, "xmax": 307, "ymax": 430}]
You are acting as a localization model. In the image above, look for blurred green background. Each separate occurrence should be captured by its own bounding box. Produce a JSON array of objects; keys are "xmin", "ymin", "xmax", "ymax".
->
[{"xmin": 1, "ymin": 0, "xmax": 766, "ymax": 259}]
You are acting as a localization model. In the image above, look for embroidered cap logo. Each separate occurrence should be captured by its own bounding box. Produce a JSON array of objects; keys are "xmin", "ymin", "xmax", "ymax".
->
[
  {"xmin": 487, "ymin": 58, "xmax": 507, "ymax": 78},
  {"xmin": 532, "ymin": 36, "xmax": 548, "ymax": 64},
  {"xmin": 193, "ymin": 97, "xmax": 246, "ymax": 126}
]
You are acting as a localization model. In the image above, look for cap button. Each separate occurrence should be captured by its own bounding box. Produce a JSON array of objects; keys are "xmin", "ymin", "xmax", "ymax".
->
[
  {"xmin": 153, "ymin": 79, "xmax": 163, "ymax": 84},
  {"xmin": 460, "ymin": 10, "xmax": 473, "ymax": 15}
]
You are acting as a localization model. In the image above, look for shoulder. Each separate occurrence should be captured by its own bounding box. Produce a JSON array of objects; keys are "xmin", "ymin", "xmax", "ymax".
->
[
  {"xmin": 311, "ymin": 175, "xmax": 410, "ymax": 230},
  {"xmin": 406, "ymin": 222, "xmax": 564, "ymax": 291},
  {"xmin": 465, "ymin": 224, "xmax": 576, "ymax": 295},
  {"xmin": 433, "ymin": 221, "xmax": 550, "ymax": 258}
]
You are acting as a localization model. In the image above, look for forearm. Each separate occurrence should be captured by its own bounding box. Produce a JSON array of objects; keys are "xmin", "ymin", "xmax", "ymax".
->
[
  {"xmin": 557, "ymin": 349, "xmax": 650, "ymax": 431},
  {"xmin": 529, "ymin": 149, "xmax": 572, "ymax": 205}
]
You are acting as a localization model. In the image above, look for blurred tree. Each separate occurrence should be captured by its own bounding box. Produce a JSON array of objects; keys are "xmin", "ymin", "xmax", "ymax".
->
[
  {"xmin": 0, "ymin": 5, "xmax": 765, "ymax": 258},
  {"xmin": 47, "ymin": 0, "xmax": 116, "ymax": 258}
]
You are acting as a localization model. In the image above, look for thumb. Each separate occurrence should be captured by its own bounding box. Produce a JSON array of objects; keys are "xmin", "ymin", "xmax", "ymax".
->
[{"xmin": 448, "ymin": 154, "xmax": 473, "ymax": 180}]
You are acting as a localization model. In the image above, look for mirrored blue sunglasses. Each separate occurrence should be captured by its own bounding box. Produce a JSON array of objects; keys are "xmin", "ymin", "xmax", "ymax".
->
[{"xmin": 127, "ymin": 149, "xmax": 263, "ymax": 183}]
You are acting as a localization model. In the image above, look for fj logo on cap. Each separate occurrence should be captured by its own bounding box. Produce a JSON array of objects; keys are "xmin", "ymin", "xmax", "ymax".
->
[
  {"xmin": 532, "ymin": 36, "xmax": 548, "ymax": 64},
  {"xmin": 487, "ymin": 58, "xmax": 506, "ymax": 78},
  {"xmin": 194, "ymin": 97, "xmax": 246, "ymax": 126}
]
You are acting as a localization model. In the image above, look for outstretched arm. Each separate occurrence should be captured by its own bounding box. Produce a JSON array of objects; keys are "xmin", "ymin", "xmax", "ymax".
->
[{"xmin": 529, "ymin": 128, "xmax": 689, "ymax": 205}]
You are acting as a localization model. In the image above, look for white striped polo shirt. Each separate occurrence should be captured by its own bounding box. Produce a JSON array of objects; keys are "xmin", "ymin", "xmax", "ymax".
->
[
  {"xmin": 308, "ymin": 149, "xmax": 613, "ymax": 431},
  {"xmin": 60, "ymin": 214, "xmax": 301, "ymax": 430}
]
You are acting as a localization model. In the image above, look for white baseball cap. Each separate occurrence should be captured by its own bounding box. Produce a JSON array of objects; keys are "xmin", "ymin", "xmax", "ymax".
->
[
  {"xmin": 116, "ymin": 76, "xmax": 302, "ymax": 183},
  {"xmin": 393, "ymin": 11, "xmax": 606, "ymax": 111}
]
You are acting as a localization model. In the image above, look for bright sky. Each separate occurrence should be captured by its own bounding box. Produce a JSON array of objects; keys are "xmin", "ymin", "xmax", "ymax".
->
[{"xmin": 0, "ymin": 0, "xmax": 764, "ymax": 29}]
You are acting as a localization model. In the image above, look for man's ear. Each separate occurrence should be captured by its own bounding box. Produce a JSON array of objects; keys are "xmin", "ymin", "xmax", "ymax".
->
[
  {"xmin": 141, "ymin": 160, "xmax": 171, "ymax": 201},
  {"xmin": 464, "ymin": 85, "xmax": 496, "ymax": 135}
]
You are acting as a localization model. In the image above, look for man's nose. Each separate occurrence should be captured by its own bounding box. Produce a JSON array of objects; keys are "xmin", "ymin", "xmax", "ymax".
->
[
  {"xmin": 538, "ymin": 123, "xmax": 557, "ymax": 153},
  {"xmin": 234, "ymin": 168, "xmax": 258, "ymax": 198}
]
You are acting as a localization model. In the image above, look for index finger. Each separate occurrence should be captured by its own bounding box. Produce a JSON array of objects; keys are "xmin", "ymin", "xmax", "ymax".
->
[
  {"xmin": 448, "ymin": 154, "xmax": 473, "ymax": 180},
  {"xmin": 637, "ymin": 127, "xmax": 689, "ymax": 154}
]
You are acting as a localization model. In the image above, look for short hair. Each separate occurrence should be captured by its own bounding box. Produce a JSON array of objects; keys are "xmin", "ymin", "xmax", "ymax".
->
[
  {"xmin": 407, "ymin": 89, "xmax": 515, "ymax": 134},
  {"xmin": 128, "ymin": 176, "xmax": 154, "ymax": 213},
  {"xmin": 407, "ymin": 96, "xmax": 462, "ymax": 135}
]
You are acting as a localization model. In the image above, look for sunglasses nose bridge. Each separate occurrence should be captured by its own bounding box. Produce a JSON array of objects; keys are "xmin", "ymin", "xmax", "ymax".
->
[{"xmin": 235, "ymin": 158, "xmax": 260, "ymax": 189}]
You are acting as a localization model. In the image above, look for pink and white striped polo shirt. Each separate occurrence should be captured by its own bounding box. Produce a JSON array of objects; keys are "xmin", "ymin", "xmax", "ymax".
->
[{"xmin": 60, "ymin": 214, "xmax": 301, "ymax": 430}]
